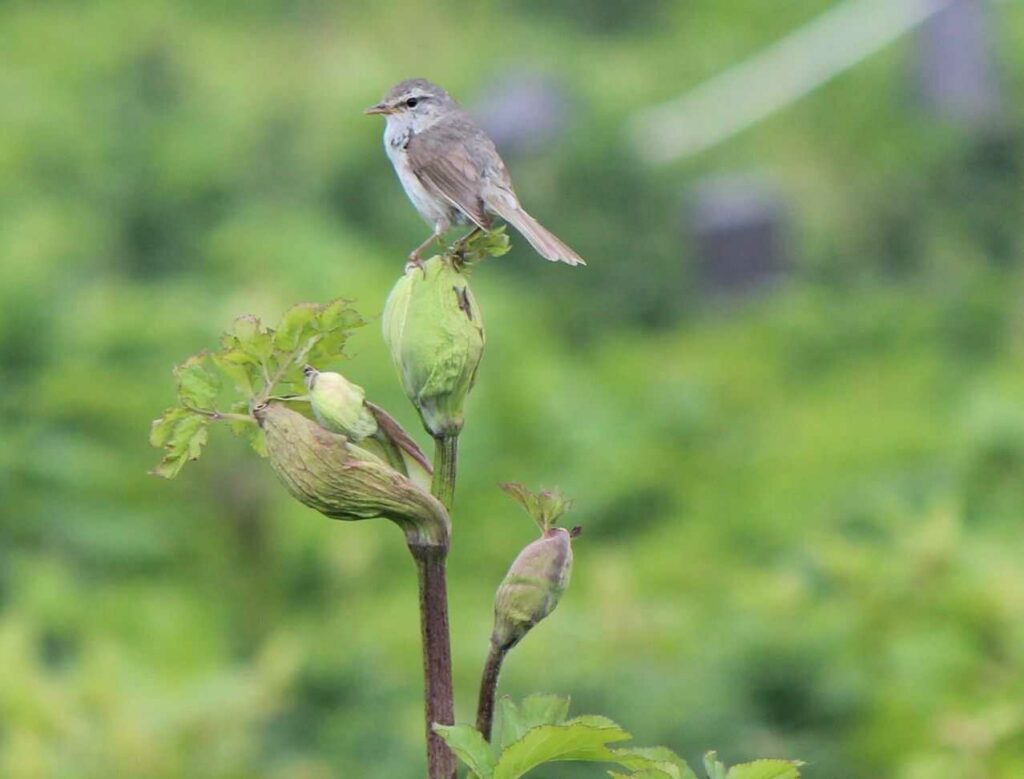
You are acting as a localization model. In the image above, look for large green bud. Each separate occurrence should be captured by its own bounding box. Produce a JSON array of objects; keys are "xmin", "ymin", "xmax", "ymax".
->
[
  {"xmin": 382, "ymin": 256, "xmax": 485, "ymax": 438},
  {"xmin": 254, "ymin": 402, "xmax": 449, "ymax": 550},
  {"xmin": 490, "ymin": 484, "xmax": 578, "ymax": 651}
]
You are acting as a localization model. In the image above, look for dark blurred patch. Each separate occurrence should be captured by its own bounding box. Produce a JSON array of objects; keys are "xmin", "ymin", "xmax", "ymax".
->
[
  {"xmin": 741, "ymin": 644, "xmax": 860, "ymax": 735},
  {"xmin": 38, "ymin": 625, "xmax": 79, "ymax": 670},
  {"xmin": 111, "ymin": 43, "xmax": 230, "ymax": 278},
  {"xmin": 961, "ymin": 404, "xmax": 1024, "ymax": 526},
  {"xmin": 582, "ymin": 486, "xmax": 673, "ymax": 540},
  {"xmin": 689, "ymin": 174, "xmax": 790, "ymax": 298},
  {"xmin": 510, "ymin": 0, "xmax": 669, "ymax": 34},
  {"xmin": 930, "ymin": 127, "xmax": 1024, "ymax": 267},
  {"xmin": 473, "ymin": 71, "xmax": 572, "ymax": 156},
  {"xmin": 0, "ymin": 293, "xmax": 53, "ymax": 376}
]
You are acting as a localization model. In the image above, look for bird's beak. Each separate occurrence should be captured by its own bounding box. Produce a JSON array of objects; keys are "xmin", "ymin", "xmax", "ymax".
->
[{"xmin": 363, "ymin": 103, "xmax": 392, "ymax": 115}]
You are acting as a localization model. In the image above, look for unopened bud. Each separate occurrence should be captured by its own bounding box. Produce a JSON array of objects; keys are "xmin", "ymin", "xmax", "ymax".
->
[
  {"xmin": 382, "ymin": 257, "xmax": 485, "ymax": 438},
  {"xmin": 492, "ymin": 528, "xmax": 574, "ymax": 651},
  {"xmin": 490, "ymin": 484, "xmax": 578, "ymax": 651},
  {"xmin": 254, "ymin": 402, "xmax": 449, "ymax": 550},
  {"xmin": 303, "ymin": 365, "xmax": 434, "ymax": 492},
  {"xmin": 304, "ymin": 366, "xmax": 378, "ymax": 442}
]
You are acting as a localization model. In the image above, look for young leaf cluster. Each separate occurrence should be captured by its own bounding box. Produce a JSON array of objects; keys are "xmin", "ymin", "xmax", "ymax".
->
[
  {"xmin": 500, "ymin": 483, "xmax": 574, "ymax": 533},
  {"xmin": 449, "ymin": 225, "xmax": 512, "ymax": 269},
  {"xmin": 435, "ymin": 694, "xmax": 801, "ymax": 779},
  {"xmin": 150, "ymin": 299, "xmax": 364, "ymax": 479}
]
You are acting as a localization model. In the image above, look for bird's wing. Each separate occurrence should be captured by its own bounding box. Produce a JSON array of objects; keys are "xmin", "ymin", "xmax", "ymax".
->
[{"xmin": 407, "ymin": 119, "xmax": 493, "ymax": 230}]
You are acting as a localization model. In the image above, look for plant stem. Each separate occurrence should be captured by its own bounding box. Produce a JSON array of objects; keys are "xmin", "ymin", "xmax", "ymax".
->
[
  {"xmin": 410, "ymin": 544, "xmax": 457, "ymax": 779},
  {"xmin": 475, "ymin": 642, "xmax": 508, "ymax": 741},
  {"xmin": 431, "ymin": 435, "xmax": 458, "ymax": 510}
]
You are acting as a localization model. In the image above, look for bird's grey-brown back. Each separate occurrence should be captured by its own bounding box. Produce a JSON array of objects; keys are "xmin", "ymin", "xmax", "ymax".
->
[{"xmin": 365, "ymin": 78, "xmax": 585, "ymax": 267}]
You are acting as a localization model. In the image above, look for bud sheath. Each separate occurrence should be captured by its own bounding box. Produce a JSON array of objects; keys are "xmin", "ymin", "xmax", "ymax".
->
[{"xmin": 256, "ymin": 402, "xmax": 449, "ymax": 550}]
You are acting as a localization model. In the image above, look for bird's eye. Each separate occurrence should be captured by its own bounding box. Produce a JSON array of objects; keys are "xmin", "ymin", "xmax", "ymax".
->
[{"xmin": 405, "ymin": 97, "xmax": 419, "ymax": 108}]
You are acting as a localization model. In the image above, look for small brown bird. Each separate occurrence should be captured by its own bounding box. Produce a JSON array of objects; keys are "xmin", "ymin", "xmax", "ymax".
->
[{"xmin": 365, "ymin": 78, "xmax": 585, "ymax": 267}]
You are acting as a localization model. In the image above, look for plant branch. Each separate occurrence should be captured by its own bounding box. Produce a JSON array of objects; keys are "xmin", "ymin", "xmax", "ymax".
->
[
  {"xmin": 182, "ymin": 405, "xmax": 254, "ymax": 424},
  {"xmin": 431, "ymin": 435, "xmax": 458, "ymax": 510},
  {"xmin": 475, "ymin": 641, "xmax": 508, "ymax": 741},
  {"xmin": 410, "ymin": 544, "xmax": 458, "ymax": 779}
]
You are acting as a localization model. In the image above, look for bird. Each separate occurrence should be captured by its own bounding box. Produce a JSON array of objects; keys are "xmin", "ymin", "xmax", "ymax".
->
[{"xmin": 365, "ymin": 78, "xmax": 585, "ymax": 267}]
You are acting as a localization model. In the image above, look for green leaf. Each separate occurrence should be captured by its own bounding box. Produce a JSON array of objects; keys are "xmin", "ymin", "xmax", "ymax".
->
[
  {"xmin": 149, "ymin": 406, "xmax": 191, "ymax": 448},
  {"xmin": 499, "ymin": 694, "xmax": 571, "ymax": 749},
  {"xmin": 305, "ymin": 329, "xmax": 349, "ymax": 369},
  {"xmin": 230, "ymin": 314, "xmax": 274, "ymax": 363},
  {"xmin": 500, "ymin": 483, "xmax": 574, "ymax": 532},
  {"xmin": 726, "ymin": 760, "xmax": 803, "ymax": 779},
  {"xmin": 274, "ymin": 303, "xmax": 319, "ymax": 352},
  {"xmin": 613, "ymin": 747, "xmax": 697, "ymax": 779},
  {"xmin": 457, "ymin": 225, "xmax": 511, "ymax": 266},
  {"xmin": 481, "ymin": 226, "xmax": 511, "ymax": 258},
  {"xmin": 152, "ymin": 299, "xmax": 365, "ymax": 478},
  {"xmin": 174, "ymin": 354, "xmax": 221, "ymax": 409},
  {"xmin": 432, "ymin": 724, "xmax": 496, "ymax": 778},
  {"xmin": 149, "ymin": 409, "xmax": 209, "ymax": 479},
  {"xmin": 317, "ymin": 298, "xmax": 364, "ymax": 333},
  {"xmin": 704, "ymin": 753, "xmax": 728, "ymax": 779},
  {"xmin": 211, "ymin": 350, "xmax": 256, "ymax": 395},
  {"xmin": 492, "ymin": 716, "xmax": 631, "ymax": 779}
]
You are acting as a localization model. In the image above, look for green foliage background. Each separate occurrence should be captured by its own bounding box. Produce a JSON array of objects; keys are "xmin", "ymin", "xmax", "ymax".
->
[{"xmin": 3, "ymin": 1, "xmax": 1024, "ymax": 776}]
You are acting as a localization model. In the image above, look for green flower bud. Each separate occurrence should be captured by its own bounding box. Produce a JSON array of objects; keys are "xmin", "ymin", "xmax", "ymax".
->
[
  {"xmin": 303, "ymin": 365, "xmax": 434, "ymax": 492},
  {"xmin": 254, "ymin": 402, "xmax": 449, "ymax": 550},
  {"xmin": 490, "ymin": 484, "xmax": 579, "ymax": 651},
  {"xmin": 304, "ymin": 366, "xmax": 378, "ymax": 441},
  {"xmin": 382, "ymin": 257, "xmax": 485, "ymax": 438},
  {"xmin": 492, "ymin": 527, "xmax": 575, "ymax": 651}
]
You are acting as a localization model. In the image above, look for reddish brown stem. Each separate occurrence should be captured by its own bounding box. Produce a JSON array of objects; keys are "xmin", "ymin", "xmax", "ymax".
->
[
  {"xmin": 411, "ymin": 544, "xmax": 457, "ymax": 779},
  {"xmin": 475, "ymin": 642, "xmax": 508, "ymax": 741}
]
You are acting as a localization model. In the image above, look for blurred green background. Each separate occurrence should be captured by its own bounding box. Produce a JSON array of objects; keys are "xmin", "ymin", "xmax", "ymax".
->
[{"xmin": 3, "ymin": 0, "xmax": 1024, "ymax": 776}]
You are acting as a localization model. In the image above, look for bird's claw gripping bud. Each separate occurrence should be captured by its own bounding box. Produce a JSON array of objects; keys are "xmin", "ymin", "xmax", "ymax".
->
[
  {"xmin": 254, "ymin": 403, "xmax": 449, "ymax": 551},
  {"xmin": 382, "ymin": 256, "xmax": 485, "ymax": 439},
  {"xmin": 490, "ymin": 484, "xmax": 577, "ymax": 651}
]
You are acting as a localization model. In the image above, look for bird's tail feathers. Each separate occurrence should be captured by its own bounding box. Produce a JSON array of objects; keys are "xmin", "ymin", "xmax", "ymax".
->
[{"xmin": 489, "ymin": 202, "xmax": 586, "ymax": 267}]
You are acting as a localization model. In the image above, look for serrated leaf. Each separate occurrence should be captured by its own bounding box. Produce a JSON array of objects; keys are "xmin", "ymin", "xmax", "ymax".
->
[
  {"xmin": 149, "ymin": 406, "xmax": 191, "ymax": 447},
  {"xmin": 726, "ymin": 760, "xmax": 803, "ymax": 779},
  {"xmin": 500, "ymin": 483, "xmax": 573, "ymax": 532},
  {"xmin": 211, "ymin": 351, "xmax": 256, "ymax": 395},
  {"xmin": 613, "ymin": 747, "xmax": 697, "ymax": 779},
  {"xmin": 231, "ymin": 315, "xmax": 274, "ymax": 362},
  {"xmin": 304, "ymin": 330, "xmax": 348, "ymax": 369},
  {"xmin": 174, "ymin": 355, "xmax": 221, "ymax": 409},
  {"xmin": 499, "ymin": 694, "xmax": 571, "ymax": 749},
  {"xmin": 317, "ymin": 298, "xmax": 364, "ymax": 332},
  {"xmin": 432, "ymin": 724, "xmax": 496, "ymax": 778},
  {"xmin": 275, "ymin": 303, "xmax": 319, "ymax": 352},
  {"xmin": 492, "ymin": 716, "xmax": 631, "ymax": 779},
  {"xmin": 149, "ymin": 410, "xmax": 209, "ymax": 479},
  {"xmin": 481, "ymin": 226, "xmax": 511, "ymax": 258}
]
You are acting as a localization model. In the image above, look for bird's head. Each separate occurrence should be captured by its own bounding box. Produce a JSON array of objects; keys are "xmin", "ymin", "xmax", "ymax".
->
[{"xmin": 364, "ymin": 78, "xmax": 455, "ymax": 132}]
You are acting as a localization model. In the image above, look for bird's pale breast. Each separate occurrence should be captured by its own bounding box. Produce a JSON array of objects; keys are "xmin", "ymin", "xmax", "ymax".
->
[{"xmin": 384, "ymin": 125, "xmax": 458, "ymax": 227}]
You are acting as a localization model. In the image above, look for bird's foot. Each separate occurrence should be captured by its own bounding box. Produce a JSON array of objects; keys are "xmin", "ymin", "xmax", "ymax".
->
[{"xmin": 405, "ymin": 252, "xmax": 427, "ymax": 276}]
